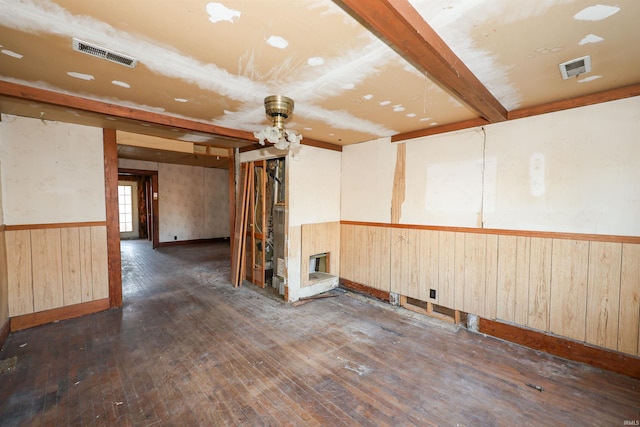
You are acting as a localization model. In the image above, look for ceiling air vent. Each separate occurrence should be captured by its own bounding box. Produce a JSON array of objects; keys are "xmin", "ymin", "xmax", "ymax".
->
[
  {"xmin": 558, "ymin": 55, "xmax": 591, "ymax": 80},
  {"xmin": 72, "ymin": 38, "xmax": 138, "ymax": 68}
]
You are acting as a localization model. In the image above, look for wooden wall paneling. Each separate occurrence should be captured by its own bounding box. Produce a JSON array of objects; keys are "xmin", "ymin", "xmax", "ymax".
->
[
  {"xmin": 301, "ymin": 222, "xmax": 340, "ymax": 287},
  {"xmin": 550, "ymin": 239, "xmax": 589, "ymax": 342},
  {"xmin": 496, "ymin": 235, "xmax": 517, "ymax": 322},
  {"xmin": 514, "ymin": 236, "xmax": 531, "ymax": 326},
  {"xmin": 60, "ymin": 227, "xmax": 82, "ymax": 306},
  {"xmin": 484, "ymin": 234, "xmax": 499, "ymax": 319},
  {"xmin": 339, "ymin": 224, "xmax": 356, "ymax": 282},
  {"xmin": 453, "ymin": 233, "xmax": 465, "ymax": 311},
  {"xmin": 463, "ymin": 233, "xmax": 487, "ymax": 317},
  {"xmin": 90, "ymin": 226, "xmax": 109, "ymax": 300},
  {"xmin": 31, "ymin": 228, "xmax": 63, "ymax": 312},
  {"xmin": 390, "ymin": 228, "xmax": 420, "ymax": 298},
  {"xmin": 437, "ymin": 231, "xmax": 455, "ymax": 308},
  {"xmin": 418, "ymin": 230, "xmax": 438, "ymax": 303},
  {"xmin": 79, "ymin": 227, "xmax": 94, "ymax": 302},
  {"xmin": 618, "ymin": 243, "xmax": 640, "ymax": 355},
  {"xmin": 370, "ymin": 226, "xmax": 391, "ymax": 292},
  {"xmin": 585, "ymin": 241, "xmax": 622, "ymax": 350},
  {"xmin": 527, "ymin": 237, "xmax": 552, "ymax": 332},
  {"xmin": 6, "ymin": 230, "xmax": 33, "ymax": 316}
]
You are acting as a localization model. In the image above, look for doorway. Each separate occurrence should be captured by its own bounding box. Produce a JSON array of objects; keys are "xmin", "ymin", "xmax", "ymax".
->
[{"xmin": 118, "ymin": 168, "xmax": 159, "ymax": 248}]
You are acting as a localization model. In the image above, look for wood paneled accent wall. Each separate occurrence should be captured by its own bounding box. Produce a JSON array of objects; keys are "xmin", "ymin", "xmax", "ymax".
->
[
  {"xmin": 5, "ymin": 223, "xmax": 109, "ymax": 317},
  {"xmin": 340, "ymin": 223, "xmax": 640, "ymax": 357},
  {"xmin": 301, "ymin": 221, "xmax": 340, "ymax": 287}
]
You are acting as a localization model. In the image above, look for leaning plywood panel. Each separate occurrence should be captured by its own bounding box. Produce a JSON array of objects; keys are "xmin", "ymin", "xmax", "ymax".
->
[
  {"xmin": 390, "ymin": 228, "xmax": 420, "ymax": 299},
  {"xmin": 496, "ymin": 235, "xmax": 517, "ymax": 322},
  {"xmin": 618, "ymin": 243, "xmax": 640, "ymax": 355},
  {"xmin": 437, "ymin": 231, "xmax": 455, "ymax": 308},
  {"xmin": 527, "ymin": 238, "xmax": 552, "ymax": 332},
  {"xmin": 60, "ymin": 227, "xmax": 82, "ymax": 306},
  {"xmin": 79, "ymin": 227, "xmax": 93, "ymax": 302},
  {"xmin": 514, "ymin": 236, "xmax": 531, "ymax": 326},
  {"xmin": 31, "ymin": 228, "xmax": 63, "ymax": 312},
  {"xmin": 90, "ymin": 226, "xmax": 109, "ymax": 300},
  {"xmin": 6, "ymin": 230, "xmax": 33, "ymax": 316},
  {"xmin": 463, "ymin": 233, "xmax": 486, "ymax": 317},
  {"xmin": 418, "ymin": 230, "xmax": 438, "ymax": 303},
  {"xmin": 550, "ymin": 239, "xmax": 589, "ymax": 342}
]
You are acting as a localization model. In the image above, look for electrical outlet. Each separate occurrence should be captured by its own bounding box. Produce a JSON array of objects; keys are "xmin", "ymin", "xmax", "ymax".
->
[
  {"xmin": 174, "ymin": 236, "xmax": 177, "ymax": 240},
  {"xmin": 429, "ymin": 289, "xmax": 436, "ymax": 299}
]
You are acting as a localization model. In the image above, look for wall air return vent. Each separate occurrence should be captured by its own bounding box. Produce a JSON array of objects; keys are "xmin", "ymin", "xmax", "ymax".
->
[
  {"xmin": 72, "ymin": 38, "xmax": 138, "ymax": 68},
  {"xmin": 558, "ymin": 55, "xmax": 591, "ymax": 80}
]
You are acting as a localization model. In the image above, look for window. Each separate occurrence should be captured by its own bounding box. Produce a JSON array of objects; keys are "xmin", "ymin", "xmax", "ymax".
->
[{"xmin": 118, "ymin": 185, "xmax": 133, "ymax": 232}]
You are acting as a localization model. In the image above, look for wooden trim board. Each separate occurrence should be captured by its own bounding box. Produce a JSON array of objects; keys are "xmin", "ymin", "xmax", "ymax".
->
[
  {"xmin": 479, "ymin": 317, "xmax": 640, "ymax": 380},
  {"xmin": 5, "ymin": 221, "xmax": 107, "ymax": 231},
  {"xmin": 10, "ymin": 298, "xmax": 110, "ymax": 332},
  {"xmin": 340, "ymin": 278, "xmax": 390, "ymax": 302},
  {"xmin": 156, "ymin": 237, "xmax": 230, "ymax": 247},
  {"xmin": 340, "ymin": 220, "xmax": 640, "ymax": 245}
]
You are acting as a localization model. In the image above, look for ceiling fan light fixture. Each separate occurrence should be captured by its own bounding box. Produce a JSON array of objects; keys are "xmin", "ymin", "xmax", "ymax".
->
[{"xmin": 254, "ymin": 95, "xmax": 302, "ymax": 150}]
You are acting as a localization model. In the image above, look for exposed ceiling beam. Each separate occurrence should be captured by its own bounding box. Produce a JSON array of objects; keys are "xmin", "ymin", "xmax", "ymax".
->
[
  {"xmin": 338, "ymin": 0, "xmax": 508, "ymax": 123},
  {"xmin": 0, "ymin": 80, "xmax": 255, "ymax": 143}
]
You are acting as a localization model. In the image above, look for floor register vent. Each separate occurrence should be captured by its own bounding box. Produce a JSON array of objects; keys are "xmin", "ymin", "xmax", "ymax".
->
[{"xmin": 72, "ymin": 38, "xmax": 138, "ymax": 68}]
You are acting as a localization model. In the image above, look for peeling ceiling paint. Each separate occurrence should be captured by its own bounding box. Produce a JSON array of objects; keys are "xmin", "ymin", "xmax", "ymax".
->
[{"xmin": 574, "ymin": 4, "xmax": 620, "ymax": 21}]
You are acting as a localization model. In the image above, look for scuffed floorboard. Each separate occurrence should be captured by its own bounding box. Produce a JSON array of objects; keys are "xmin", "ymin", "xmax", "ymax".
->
[{"xmin": 0, "ymin": 240, "xmax": 638, "ymax": 426}]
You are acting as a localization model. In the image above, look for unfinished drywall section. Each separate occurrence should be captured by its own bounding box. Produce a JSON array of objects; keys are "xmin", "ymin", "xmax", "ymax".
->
[
  {"xmin": 118, "ymin": 158, "xmax": 229, "ymax": 242},
  {"xmin": 0, "ymin": 114, "xmax": 105, "ymax": 225},
  {"xmin": 483, "ymin": 96, "xmax": 640, "ymax": 235},
  {"xmin": 342, "ymin": 96, "xmax": 640, "ymax": 237},
  {"xmin": 341, "ymin": 137, "xmax": 396, "ymax": 223}
]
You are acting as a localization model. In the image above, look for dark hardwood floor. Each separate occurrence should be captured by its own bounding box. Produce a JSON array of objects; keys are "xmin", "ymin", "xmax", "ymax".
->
[{"xmin": 1, "ymin": 240, "xmax": 639, "ymax": 426}]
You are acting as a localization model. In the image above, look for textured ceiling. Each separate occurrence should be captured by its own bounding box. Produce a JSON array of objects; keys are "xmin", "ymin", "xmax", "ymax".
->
[{"xmin": 1, "ymin": 0, "xmax": 639, "ymax": 163}]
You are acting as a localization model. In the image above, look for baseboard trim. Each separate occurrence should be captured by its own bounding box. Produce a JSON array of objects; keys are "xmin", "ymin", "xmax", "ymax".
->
[
  {"xmin": 0, "ymin": 319, "xmax": 9, "ymax": 350},
  {"xmin": 10, "ymin": 298, "xmax": 110, "ymax": 332},
  {"xmin": 479, "ymin": 317, "xmax": 640, "ymax": 380},
  {"xmin": 156, "ymin": 237, "xmax": 230, "ymax": 247},
  {"xmin": 340, "ymin": 278, "xmax": 390, "ymax": 302}
]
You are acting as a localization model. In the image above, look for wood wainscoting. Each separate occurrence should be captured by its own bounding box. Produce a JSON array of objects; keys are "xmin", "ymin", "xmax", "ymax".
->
[
  {"xmin": 5, "ymin": 222, "xmax": 109, "ymax": 320},
  {"xmin": 340, "ymin": 221, "xmax": 640, "ymax": 359}
]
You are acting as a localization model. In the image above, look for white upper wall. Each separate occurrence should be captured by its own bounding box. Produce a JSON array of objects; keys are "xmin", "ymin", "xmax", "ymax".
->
[
  {"xmin": 0, "ymin": 114, "xmax": 105, "ymax": 225},
  {"xmin": 288, "ymin": 144, "xmax": 341, "ymax": 227},
  {"xmin": 341, "ymin": 137, "xmax": 396, "ymax": 223},
  {"xmin": 341, "ymin": 96, "xmax": 640, "ymax": 236}
]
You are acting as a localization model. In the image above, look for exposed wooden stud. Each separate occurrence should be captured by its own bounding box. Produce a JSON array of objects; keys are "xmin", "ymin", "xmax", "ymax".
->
[
  {"xmin": 338, "ymin": 0, "xmax": 507, "ymax": 123},
  {"xmin": 391, "ymin": 143, "xmax": 406, "ymax": 224}
]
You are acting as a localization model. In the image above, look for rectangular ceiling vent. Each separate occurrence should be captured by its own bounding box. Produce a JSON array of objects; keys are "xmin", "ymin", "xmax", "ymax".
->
[
  {"xmin": 558, "ymin": 55, "xmax": 591, "ymax": 80},
  {"xmin": 72, "ymin": 38, "xmax": 138, "ymax": 68}
]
